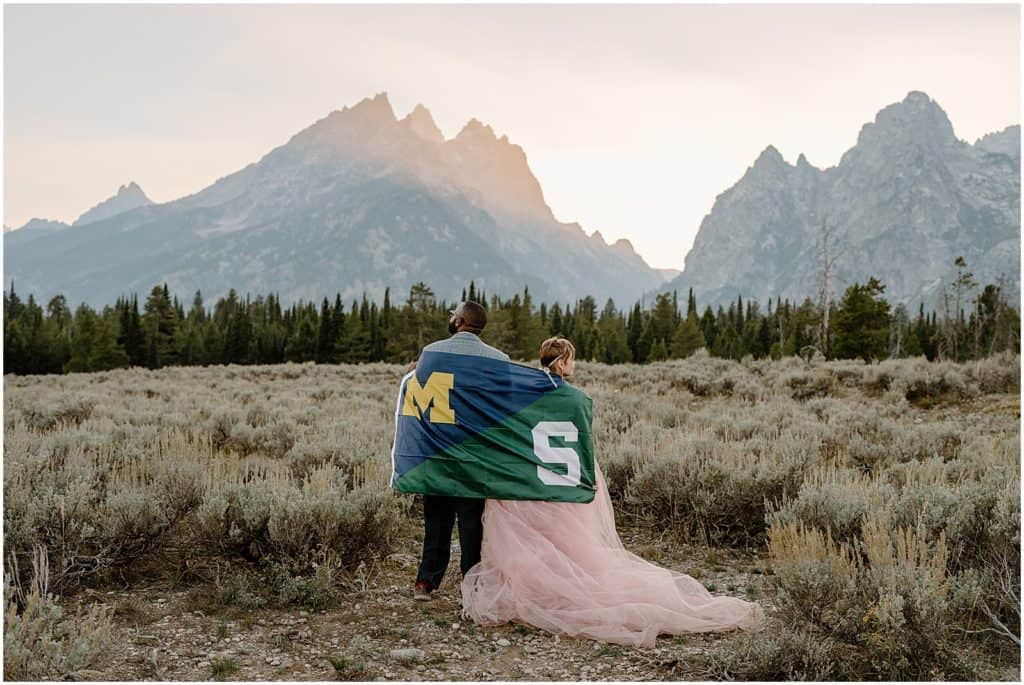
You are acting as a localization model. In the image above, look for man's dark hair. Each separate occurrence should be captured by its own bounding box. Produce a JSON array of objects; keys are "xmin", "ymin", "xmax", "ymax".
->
[{"xmin": 457, "ymin": 300, "xmax": 487, "ymax": 334}]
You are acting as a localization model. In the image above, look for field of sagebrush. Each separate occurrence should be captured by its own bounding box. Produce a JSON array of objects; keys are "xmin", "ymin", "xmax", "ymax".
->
[{"xmin": 3, "ymin": 351, "xmax": 1020, "ymax": 681}]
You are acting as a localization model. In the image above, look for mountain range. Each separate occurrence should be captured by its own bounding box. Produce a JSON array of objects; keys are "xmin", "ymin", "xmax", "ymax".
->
[
  {"xmin": 3, "ymin": 94, "xmax": 667, "ymax": 308},
  {"xmin": 5, "ymin": 90, "xmax": 1019, "ymax": 312},
  {"xmin": 661, "ymin": 91, "xmax": 1020, "ymax": 310}
]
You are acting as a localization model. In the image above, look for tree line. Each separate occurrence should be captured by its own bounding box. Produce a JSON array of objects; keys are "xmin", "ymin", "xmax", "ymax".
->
[{"xmin": 3, "ymin": 260, "xmax": 1019, "ymax": 375}]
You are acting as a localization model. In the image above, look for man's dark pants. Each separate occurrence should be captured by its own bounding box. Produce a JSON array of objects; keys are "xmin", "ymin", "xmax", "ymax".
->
[{"xmin": 416, "ymin": 494, "xmax": 485, "ymax": 589}]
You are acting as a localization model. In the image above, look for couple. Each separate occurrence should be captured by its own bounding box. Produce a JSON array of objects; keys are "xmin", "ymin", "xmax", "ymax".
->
[{"xmin": 408, "ymin": 300, "xmax": 764, "ymax": 648}]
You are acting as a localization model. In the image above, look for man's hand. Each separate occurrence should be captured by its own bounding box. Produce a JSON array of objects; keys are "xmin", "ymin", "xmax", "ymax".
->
[{"xmin": 405, "ymin": 360, "xmax": 418, "ymax": 374}]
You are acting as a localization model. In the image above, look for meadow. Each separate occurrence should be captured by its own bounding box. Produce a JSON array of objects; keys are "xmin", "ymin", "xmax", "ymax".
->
[{"xmin": 3, "ymin": 351, "xmax": 1020, "ymax": 680}]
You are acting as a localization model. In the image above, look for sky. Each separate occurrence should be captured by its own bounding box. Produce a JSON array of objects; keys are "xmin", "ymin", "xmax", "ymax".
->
[{"xmin": 3, "ymin": 2, "xmax": 1020, "ymax": 270}]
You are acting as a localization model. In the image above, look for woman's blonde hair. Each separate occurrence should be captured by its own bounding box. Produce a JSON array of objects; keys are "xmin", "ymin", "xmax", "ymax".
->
[{"xmin": 539, "ymin": 336, "xmax": 576, "ymax": 370}]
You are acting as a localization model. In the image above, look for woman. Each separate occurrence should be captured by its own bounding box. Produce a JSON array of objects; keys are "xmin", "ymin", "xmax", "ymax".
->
[{"xmin": 460, "ymin": 336, "xmax": 764, "ymax": 647}]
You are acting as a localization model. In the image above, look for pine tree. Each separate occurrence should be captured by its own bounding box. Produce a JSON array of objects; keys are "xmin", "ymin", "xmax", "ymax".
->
[
  {"xmin": 649, "ymin": 338, "xmax": 668, "ymax": 361},
  {"xmin": 671, "ymin": 311, "xmax": 706, "ymax": 358},
  {"xmin": 224, "ymin": 306, "xmax": 252, "ymax": 364},
  {"xmin": 88, "ymin": 316, "xmax": 130, "ymax": 370},
  {"xmin": 627, "ymin": 303, "xmax": 644, "ymax": 362},
  {"xmin": 142, "ymin": 285, "xmax": 180, "ymax": 368},
  {"xmin": 316, "ymin": 298, "xmax": 332, "ymax": 363},
  {"xmin": 66, "ymin": 304, "xmax": 99, "ymax": 372},
  {"xmin": 597, "ymin": 299, "xmax": 629, "ymax": 364},
  {"xmin": 285, "ymin": 309, "xmax": 319, "ymax": 362},
  {"xmin": 832, "ymin": 277, "xmax": 891, "ymax": 362}
]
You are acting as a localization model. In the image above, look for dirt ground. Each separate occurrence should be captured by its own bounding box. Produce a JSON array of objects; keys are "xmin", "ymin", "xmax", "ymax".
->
[{"xmin": 76, "ymin": 523, "xmax": 771, "ymax": 681}]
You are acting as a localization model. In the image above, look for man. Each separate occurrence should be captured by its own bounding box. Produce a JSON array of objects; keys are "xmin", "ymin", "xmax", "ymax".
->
[{"xmin": 411, "ymin": 300, "xmax": 509, "ymax": 602}]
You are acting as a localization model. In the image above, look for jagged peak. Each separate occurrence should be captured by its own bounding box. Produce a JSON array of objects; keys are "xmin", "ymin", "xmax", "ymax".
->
[
  {"xmin": 974, "ymin": 123, "xmax": 1021, "ymax": 142},
  {"xmin": 116, "ymin": 181, "xmax": 151, "ymax": 200},
  {"xmin": 857, "ymin": 90, "xmax": 956, "ymax": 147},
  {"xmin": 400, "ymin": 103, "xmax": 445, "ymax": 144},
  {"xmin": 72, "ymin": 181, "xmax": 154, "ymax": 227},
  {"xmin": 756, "ymin": 144, "xmax": 786, "ymax": 164},
  {"xmin": 456, "ymin": 118, "xmax": 497, "ymax": 141},
  {"xmin": 973, "ymin": 124, "xmax": 1021, "ymax": 158},
  {"xmin": 590, "ymin": 230, "xmax": 606, "ymax": 244},
  {"xmin": 750, "ymin": 145, "xmax": 790, "ymax": 173},
  {"xmin": 342, "ymin": 91, "xmax": 397, "ymax": 122}
]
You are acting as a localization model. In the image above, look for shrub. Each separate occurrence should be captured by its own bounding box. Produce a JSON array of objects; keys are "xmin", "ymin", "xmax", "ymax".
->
[
  {"xmin": 4, "ymin": 572, "xmax": 113, "ymax": 680},
  {"xmin": 709, "ymin": 626, "xmax": 844, "ymax": 680},
  {"xmin": 779, "ymin": 369, "xmax": 834, "ymax": 400},
  {"xmin": 3, "ymin": 434, "xmax": 204, "ymax": 591},
  {"xmin": 966, "ymin": 351, "xmax": 1021, "ymax": 394},
  {"xmin": 627, "ymin": 432, "xmax": 811, "ymax": 544},
  {"xmin": 21, "ymin": 396, "xmax": 95, "ymax": 432},
  {"xmin": 768, "ymin": 513, "xmax": 976, "ymax": 679},
  {"xmin": 197, "ymin": 464, "xmax": 404, "ymax": 572},
  {"xmin": 768, "ymin": 465, "xmax": 896, "ymax": 544}
]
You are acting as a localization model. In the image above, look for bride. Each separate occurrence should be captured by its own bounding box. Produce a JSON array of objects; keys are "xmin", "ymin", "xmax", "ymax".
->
[{"xmin": 460, "ymin": 336, "xmax": 765, "ymax": 647}]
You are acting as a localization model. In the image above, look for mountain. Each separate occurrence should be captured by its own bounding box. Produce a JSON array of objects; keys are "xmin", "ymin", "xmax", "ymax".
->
[
  {"xmin": 4, "ymin": 181, "xmax": 153, "ymax": 250},
  {"xmin": 3, "ymin": 218, "xmax": 72, "ymax": 248},
  {"xmin": 4, "ymin": 93, "xmax": 663, "ymax": 308},
  {"xmin": 73, "ymin": 181, "xmax": 153, "ymax": 226},
  {"xmin": 662, "ymin": 91, "xmax": 1020, "ymax": 310}
]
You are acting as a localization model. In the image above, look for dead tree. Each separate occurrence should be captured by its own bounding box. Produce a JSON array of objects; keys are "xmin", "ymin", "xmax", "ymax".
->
[{"xmin": 815, "ymin": 218, "xmax": 841, "ymax": 358}]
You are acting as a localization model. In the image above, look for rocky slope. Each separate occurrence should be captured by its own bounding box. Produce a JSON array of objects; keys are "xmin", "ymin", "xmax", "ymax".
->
[
  {"xmin": 5, "ymin": 94, "xmax": 665, "ymax": 308},
  {"xmin": 663, "ymin": 91, "xmax": 1020, "ymax": 310}
]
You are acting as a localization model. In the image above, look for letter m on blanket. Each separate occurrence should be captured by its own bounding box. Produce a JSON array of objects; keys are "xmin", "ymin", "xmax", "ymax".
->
[{"xmin": 401, "ymin": 372, "xmax": 456, "ymax": 424}]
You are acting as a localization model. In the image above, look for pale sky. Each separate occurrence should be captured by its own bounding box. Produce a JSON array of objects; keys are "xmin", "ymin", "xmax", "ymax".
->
[{"xmin": 3, "ymin": 3, "xmax": 1020, "ymax": 269}]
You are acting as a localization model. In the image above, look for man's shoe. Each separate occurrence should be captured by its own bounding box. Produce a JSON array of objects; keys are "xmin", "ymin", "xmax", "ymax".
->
[{"xmin": 413, "ymin": 581, "xmax": 433, "ymax": 602}]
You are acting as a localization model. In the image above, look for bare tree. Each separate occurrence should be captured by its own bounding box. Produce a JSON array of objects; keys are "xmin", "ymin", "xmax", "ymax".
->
[
  {"xmin": 815, "ymin": 218, "xmax": 842, "ymax": 358},
  {"xmin": 889, "ymin": 303, "xmax": 909, "ymax": 358},
  {"xmin": 938, "ymin": 285, "xmax": 951, "ymax": 361}
]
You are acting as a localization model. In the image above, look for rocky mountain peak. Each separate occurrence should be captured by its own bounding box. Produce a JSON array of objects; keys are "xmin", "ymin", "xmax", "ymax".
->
[
  {"xmin": 400, "ymin": 104, "xmax": 445, "ymax": 145},
  {"xmin": 746, "ymin": 144, "xmax": 791, "ymax": 181},
  {"xmin": 610, "ymin": 238, "xmax": 640, "ymax": 258},
  {"xmin": 345, "ymin": 91, "xmax": 397, "ymax": 124},
  {"xmin": 5, "ymin": 91, "xmax": 663, "ymax": 308},
  {"xmin": 975, "ymin": 124, "xmax": 1021, "ymax": 160},
  {"xmin": 661, "ymin": 90, "xmax": 1019, "ymax": 311},
  {"xmin": 456, "ymin": 118, "xmax": 498, "ymax": 142},
  {"xmin": 73, "ymin": 182, "xmax": 153, "ymax": 227},
  {"xmin": 754, "ymin": 145, "xmax": 787, "ymax": 168},
  {"xmin": 856, "ymin": 90, "xmax": 956, "ymax": 151},
  {"xmin": 117, "ymin": 181, "xmax": 149, "ymax": 200}
]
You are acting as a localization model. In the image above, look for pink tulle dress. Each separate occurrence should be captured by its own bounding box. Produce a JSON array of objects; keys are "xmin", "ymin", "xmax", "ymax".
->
[{"xmin": 460, "ymin": 462, "xmax": 766, "ymax": 647}]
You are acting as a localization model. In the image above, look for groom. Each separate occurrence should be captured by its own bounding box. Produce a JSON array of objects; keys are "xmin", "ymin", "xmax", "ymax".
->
[{"xmin": 411, "ymin": 300, "xmax": 509, "ymax": 602}]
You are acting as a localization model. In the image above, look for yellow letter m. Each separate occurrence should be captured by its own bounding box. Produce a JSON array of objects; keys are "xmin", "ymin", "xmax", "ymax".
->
[{"xmin": 402, "ymin": 372, "xmax": 456, "ymax": 424}]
